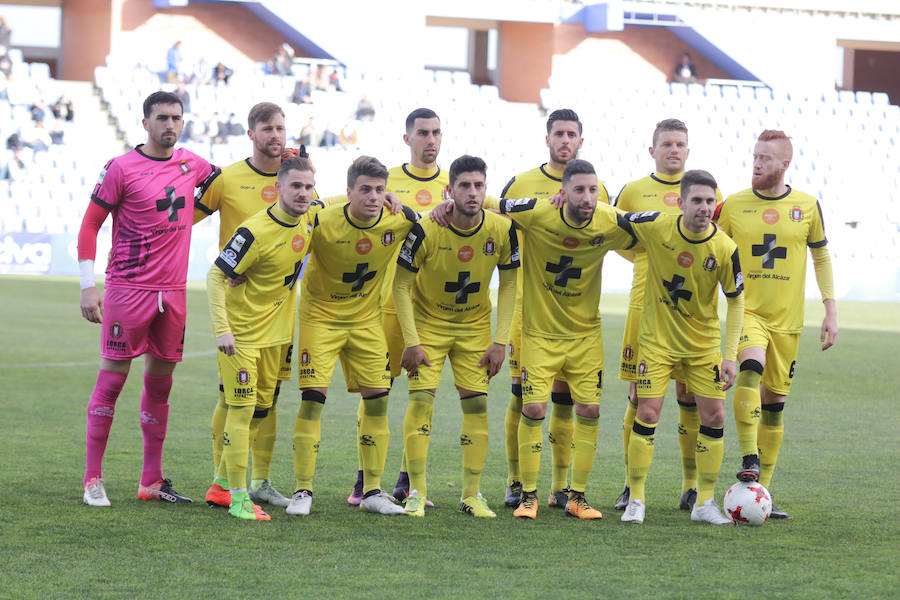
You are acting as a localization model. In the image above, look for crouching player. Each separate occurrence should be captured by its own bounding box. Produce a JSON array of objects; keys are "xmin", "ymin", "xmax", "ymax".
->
[
  {"xmin": 394, "ymin": 155, "xmax": 518, "ymax": 517},
  {"xmin": 619, "ymin": 170, "xmax": 744, "ymax": 525},
  {"xmin": 206, "ymin": 156, "xmax": 320, "ymax": 520}
]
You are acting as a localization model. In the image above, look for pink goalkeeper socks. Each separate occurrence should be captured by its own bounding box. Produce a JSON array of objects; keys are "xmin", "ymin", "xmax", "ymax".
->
[
  {"xmin": 84, "ymin": 369, "xmax": 127, "ymax": 485},
  {"xmin": 139, "ymin": 372, "xmax": 172, "ymax": 486}
]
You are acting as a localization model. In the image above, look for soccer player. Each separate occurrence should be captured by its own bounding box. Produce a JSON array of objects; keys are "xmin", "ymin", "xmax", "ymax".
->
[
  {"xmin": 393, "ymin": 155, "xmax": 519, "ymax": 517},
  {"xmin": 499, "ymin": 108, "xmax": 610, "ymax": 510},
  {"xmin": 206, "ymin": 156, "xmax": 319, "ymax": 520},
  {"xmin": 288, "ymin": 156, "xmax": 419, "ymax": 516},
  {"xmin": 78, "ymin": 91, "xmax": 218, "ymax": 506},
  {"xmin": 716, "ymin": 130, "xmax": 837, "ymax": 520},
  {"xmin": 195, "ymin": 102, "xmax": 298, "ymax": 509},
  {"xmin": 349, "ymin": 108, "xmax": 449, "ymax": 506},
  {"xmin": 619, "ymin": 169, "xmax": 744, "ymax": 525},
  {"xmin": 500, "ymin": 159, "xmax": 635, "ymax": 520},
  {"xmin": 613, "ymin": 118, "xmax": 723, "ymax": 513}
]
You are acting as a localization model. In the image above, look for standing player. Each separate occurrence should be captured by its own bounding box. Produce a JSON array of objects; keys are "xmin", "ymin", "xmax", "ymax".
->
[
  {"xmin": 195, "ymin": 102, "xmax": 297, "ymax": 509},
  {"xmin": 393, "ymin": 155, "xmax": 519, "ymax": 517},
  {"xmin": 499, "ymin": 108, "xmax": 610, "ymax": 510},
  {"xmin": 348, "ymin": 108, "xmax": 449, "ymax": 506},
  {"xmin": 500, "ymin": 159, "xmax": 635, "ymax": 520},
  {"xmin": 79, "ymin": 91, "xmax": 218, "ymax": 506},
  {"xmin": 206, "ymin": 156, "xmax": 319, "ymax": 520},
  {"xmin": 717, "ymin": 130, "xmax": 837, "ymax": 519},
  {"xmin": 287, "ymin": 156, "xmax": 420, "ymax": 516},
  {"xmin": 613, "ymin": 119, "xmax": 723, "ymax": 513},
  {"xmin": 619, "ymin": 170, "xmax": 744, "ymax": 525}
]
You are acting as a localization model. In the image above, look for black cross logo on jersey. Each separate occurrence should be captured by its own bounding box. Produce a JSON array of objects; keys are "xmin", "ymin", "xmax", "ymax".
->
[
  {"xmin": 445, "ymin": 271, "xmax": 480, "ymax": 304},
  {"xmin": 343, "ymin": 263, "xmax": 376, "ymax": 292},
  {"xmin": 545, "ymin": 256, "xmax": 581, "ymax": 287},
  {"xmin": 663, "ymin": 274, "xmax": 693, "ymax": 306},
  {"xmin": 284, "ymin": 259, "xmax": 303, "ymax": 290},
  {"xmin": 156, "ymin": 185, "xmax": 185, "ymax": 223},
  {"xmin": 752, "ymin": 233, "xmax": 787, "ymax": 269}
]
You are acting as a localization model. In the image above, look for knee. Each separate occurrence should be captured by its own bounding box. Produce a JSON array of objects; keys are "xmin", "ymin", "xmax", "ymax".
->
[
  {"xmin": 521, "ymin": 403, "xmax": 546, "ymax": 420},
  {"xmin": 574, "ymin": 403, "xmax": 599, "ymax": 419}
]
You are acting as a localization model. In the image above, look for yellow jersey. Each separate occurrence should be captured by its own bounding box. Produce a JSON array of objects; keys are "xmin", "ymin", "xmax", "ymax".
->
[
  {"xmin": 397, "ymin": 210, "xmax": 519, "ymax": 331},
  {"xmin": 620, "ymin": 211, "xmax": 743, "ymax": 357},
  {"xmin": 716, "ymin": 186, "xmax": 827, "ymax": 333},
  {"xmin": 300, "ymin": 203, "xmax": 419, "ymax": 328},
  {"xmin": 214, "ymin": 202, "xmax": 321, "ymax": 347},
  {"xmin": 499, "ymin": 198, "xmax": 636, "ymax": 339}
]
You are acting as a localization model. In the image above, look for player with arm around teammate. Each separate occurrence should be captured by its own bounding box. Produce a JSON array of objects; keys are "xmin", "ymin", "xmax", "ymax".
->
[
  {"xmin": 619, "ymin": 169, "xmax": 744, "ymax": 525},
  {"xmin": 716, "ymin": 130, "xmax": 837, "ymax": 520},
  {"xmin": 393, "ymin": 155, "xmax": 519, "ymax": 517},
  {"xmin": 79, "ymin": 91, "xmax": 218, "ymax": 506},
  {"xmin": 206, "ymin": 156, "xmax": 319, "ymax": 520}
]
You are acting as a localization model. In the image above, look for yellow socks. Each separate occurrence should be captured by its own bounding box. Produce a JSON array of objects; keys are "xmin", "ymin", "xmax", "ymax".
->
[
  {"xmin": 211, "ymin": 385, "xmax": 227, "ymax": 475},
  {"xmin": 403, "ymin": 390, "xmax": 434, "ymax": 498},
  {"xmin": 293, "ymin": 391, "xmax": 324, "ymax": 491},
  {"xmin": 570, "ymin": 414, "xmax": 599, "ymax": 494},
  {"xmin": 222, "ymin": 405, "xmax": 254, "ymax": 491},
  {"xmin": 360, "ymin": 391, "xmax": 390, "ymax": 494},
  {"xmin": 677, "ymin": 400, "xmax": 700, "ymax": 493},
  {"xmin": 626, "ymin": 417, "xmax": 656, "ymax": 502},
  {"xmin": 505, "ymin": 385, "xmax": 523, "ymax": 484},
  {"xmin": 734, "ymin": 361, "xmax": 763, "ymax": 457},
  {"xmin": 758, "ymin": 403, "xmax": 785, "ymax": 488},
  {"xmin": 548, "ymin": 393, "xmax": 573, "ymax": 493},
  {"xmin": 460, "ymin": 394, "xmax": 489, "ymax": 499},
  {"xmin": 696, "ymin": 425, "xmax": 724, "ymax": 506},
  {"xmin": 517, "ymin": 414, "xmax": 544, "ymax": 492}
]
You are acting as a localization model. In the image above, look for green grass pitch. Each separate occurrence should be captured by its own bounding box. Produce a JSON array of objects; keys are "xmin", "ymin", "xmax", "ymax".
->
[{"xmin": 1, "ymin": 275, "xmax": 897, "ymax": 598}]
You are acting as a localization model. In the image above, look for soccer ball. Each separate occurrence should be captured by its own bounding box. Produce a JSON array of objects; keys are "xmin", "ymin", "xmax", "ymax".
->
[{"xmin": 723, "ymin": 481, "xmax": 772, "ymax": 525}]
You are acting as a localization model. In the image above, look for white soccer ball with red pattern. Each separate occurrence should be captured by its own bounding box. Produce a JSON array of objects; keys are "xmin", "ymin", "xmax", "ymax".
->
[{"xmin": 724, "ymin": 481, "xmax": 772, "ymax": 526}]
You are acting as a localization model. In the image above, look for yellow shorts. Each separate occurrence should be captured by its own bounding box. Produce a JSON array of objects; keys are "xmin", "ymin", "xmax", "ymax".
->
[
  {"xmin": 382, "ymin": 311, "xmax": 405, "ymax": 380},
  {"xmin": 218, "ymin": 345, "xmax": 281, "ymax": 408},
  {"xmin": 636, "ymin": 345, "xmax": 724, "ymax": 400},
  {"xmin": 507, "ymin": 308, "xmax": 522, "ymax": 379},
  {"xmin": 520, "ymin": 330, "xmax": 604, "ymax": 406},
  {"xmin": 277, "ymin": 342, "xmax": 294, "ymax": 381},
  {"xmin": 738, "ymin": 312, "xmax": 800, "ymax": 396},
  {"xmin": 297, "ymin": 321, "xmax": 391, "ymax": 391},
  {"xmin": 619, "ymin": 304, "xmax": 642, "ymax": 382},
  {"xmin": 408, "ymin": 324, "xmax": 492, "ymax": 393}
]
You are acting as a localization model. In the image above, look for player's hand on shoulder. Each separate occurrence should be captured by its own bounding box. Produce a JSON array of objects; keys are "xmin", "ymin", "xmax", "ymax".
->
[
  {"xmin": 478, "ymin": 342, "xmax": 506, "ymax": 379},
  {"xmin": 429, "ymin": 200, "xmax": 453, "ymax": 227},
  {"xmin": 80, "ymin": 286, "xmax": 103, "ymax": 323},
  {"xmin": 227, "ymin": 274, "xmax": 247, "ymax": 287},
  {"xmin": 720, "ymin": 359, "xmax": 737, "ymax": 391},
  {"xmin": 401, "ymin": 345, "xmax": 431, "ymax": 376},
  {"xmin": 383, "ymin": 192, "xmax": 402, "ymax": 214},
  {"xmin": 548, "ymin": 191, "xmax": 565, "ymax": 208},
  {"xmin": 216, "ymin": 332, "xmax": 236, "ymax": 356}
]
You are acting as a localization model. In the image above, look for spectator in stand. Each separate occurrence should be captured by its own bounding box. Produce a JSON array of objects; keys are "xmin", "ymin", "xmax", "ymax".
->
[
  {"xmin": 6, "ymin": 147, "xmax": 27, "ymax": 181},
  {"xmin": 174, "ymin": 80, "xmax": 191, "ymax": 115},
  {"xmin": 0, "ymin": 16, "xmax": 11, "ymax": 50},
  {"xmin": 166, "ymin": 41, "xmax": 184, "ymax": 82},
  {"xmin": 320, "ymin": 123, "xmax": 338, "ymax": 147},
  {"xmin": 193, "ymin": 58, "xmax": 212, "ymax": 85},
  {"xmin": 673, "ymin": 52, "xmax": 698, "ymax": 84},
  {"xmin": 224, "ymin": 112, "xmax": 243, "ymax": 137},
  {"xmin": 51, "ymin": 92, "xmax": 75, "ymax": 122},
  {"xmin": 21, "ymin": 118, "xmax": 52, "ymax": 153},
  {"xmin": 47, "ymin": 117, "xmax": 65, "ymax": 145},
  {"xmin": 291, "ymin": 77, "xmax": 312, "ymax": 104},
  {"xmin": 339, "ymin": 122, "xmax": 358, "ymax": 148},
  {"xmin": 274, "ymin": 44, "xmax": 294, "ymax": 76},
  {"xmin": 329, "ymin": 68, "xmax": 343, "ymax": 92},
  {"xmin": 214, "ymin": 61, "xmax": 233, "ymax": 86},
  {"xmin": 31, "ymin": 95, "xmax": 48, "ymax": 122},
  {"xmin": 313, "ymin": 65, "xmax": 330, "ymax": 91},
  {"xmin": 298, "ymin": 117, "xmax": 317, "ymax": 147},
  {"xmin": 355, "ymin": 96, "xmax": 375, "ymax": 121},
  {"xmin": 0, "ymin": 53, "xmax": 11, "ymax": 79},
  {"xmin": 182, "ymin": 112, "xmax": 210, "ymax": 144}
]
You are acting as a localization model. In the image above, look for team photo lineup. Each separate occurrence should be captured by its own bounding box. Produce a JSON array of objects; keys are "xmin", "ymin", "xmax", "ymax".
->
[{"xmin": 76, "ymin": 89, "xmax": 839, "ymax": 525}]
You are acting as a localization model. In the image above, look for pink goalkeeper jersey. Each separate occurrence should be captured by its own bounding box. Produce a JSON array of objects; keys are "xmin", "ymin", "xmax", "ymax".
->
[{"xmin": 91, "ymin": 145, "xmax": 216, "ymax": 290}]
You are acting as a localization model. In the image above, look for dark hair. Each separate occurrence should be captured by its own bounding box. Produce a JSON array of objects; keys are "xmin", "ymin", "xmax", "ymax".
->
[
  {"xmin": 546, "ymin": 108, "xmax": 582, "ymax": 135},
  {"xmin": 652, "ymin": 118, "xmax": 688, "ymax": 146},
  {"xmin": 562, "ymin": 158, "xmax": 595, "ymax": 185},
  {"xmin": 449, "ymin": 154, "xmax": 486, "ymax": 186},
  {"xmin": 142, "ymin": 91, "xmax": 183, "ymax": 119},
  {"xmin": 248, "ymin": 102, "xmax": 285, "ymax": 130},
  {"xmin": 680, "ymin": 169, "xmax": 718, "ymax": 198},
  {"xmin": 405, "ymin": 108, "xmax": 439, "ymax": 133},
  {"xmin": 278, "ymin": 156, "xmax": 313, "ymax": 179},
  {"xmin": 347, "ymin": 155, "xmax": 389, "ymax": 188}
]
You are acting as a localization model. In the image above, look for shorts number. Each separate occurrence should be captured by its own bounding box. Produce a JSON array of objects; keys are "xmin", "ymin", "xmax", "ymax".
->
[
  {"xmin": 712, "ymin": 365, "xmax": 721, "ymax": 383},
  {"xmin": 284, "ymin": 344, "xmax": 293, "ymax": 364},
  {"xmin": 788, "ymin": 360, "xmax": 796, "ymax": 379},
  {"xmin": 596, "ymin": 370, "xmax": 603, "ymax": 389}
]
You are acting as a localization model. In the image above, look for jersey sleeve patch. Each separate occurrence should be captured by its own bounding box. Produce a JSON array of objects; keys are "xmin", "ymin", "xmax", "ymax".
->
[
  {"xmin": 500, "ymin": 197, "xmax": 537, "ymax": 214},
  {"xmin": 215, "ymin": 226, "xmax": 255, "ymax": 279},
  {"xmin": 724, "ymin": 248, "xmax": 744, "ymax": 297},
  {"xmin": 498, "ymin": 220, "xmax": 520, "ymax": 270},
  {"xmin": 401, "ymin": 205, "xmax": 421, "ymax": 223},
  {"xmin": 90, "ymin": 158, "xmax": 121, "ymax": 210},
  {"xmin": 397, "ymin": 222, "xmax": 426, "ymax": 272}
]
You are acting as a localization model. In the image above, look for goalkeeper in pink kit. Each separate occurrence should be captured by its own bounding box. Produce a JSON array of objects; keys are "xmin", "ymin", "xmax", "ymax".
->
[{"xmin": 78, "ymin": 91, "xmax": 218, "ymax": 506}]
